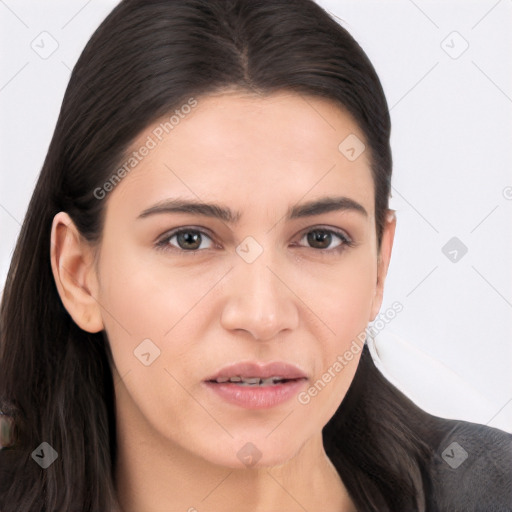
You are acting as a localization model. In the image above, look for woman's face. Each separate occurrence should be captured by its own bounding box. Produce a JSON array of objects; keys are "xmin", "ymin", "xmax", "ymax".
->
[{"xmin": 81, "ymin": 90, "xmax": 394, "ymax": 468}]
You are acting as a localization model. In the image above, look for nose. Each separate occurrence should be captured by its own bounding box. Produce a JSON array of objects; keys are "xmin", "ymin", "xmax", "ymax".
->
[{"xmin": 220, "ymin": 250, "xmax": 299, "ymax": 341}]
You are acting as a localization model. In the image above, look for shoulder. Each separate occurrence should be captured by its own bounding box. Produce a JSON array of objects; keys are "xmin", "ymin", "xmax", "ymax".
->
[{"xmin": 426, "ymin": 416, "xmax": 512, "ymax": 511}]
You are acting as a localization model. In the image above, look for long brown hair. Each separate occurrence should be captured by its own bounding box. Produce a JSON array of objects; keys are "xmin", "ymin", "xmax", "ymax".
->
[{"xmin": 0, "ymin": 1, "xmax": 433, "ymax": 510}]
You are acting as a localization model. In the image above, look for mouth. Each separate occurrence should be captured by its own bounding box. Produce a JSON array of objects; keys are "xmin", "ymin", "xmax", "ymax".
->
[
  {"xmin": 206, "ymin": 376, "xmax": 306, "ymax": 386},
  {"xmin": 204, "ymin": 360, "xmax": 308, "ymax": 382},
  {"xmin": 203, "ymin": 361, "xmax": 308, "ymax": 409}
]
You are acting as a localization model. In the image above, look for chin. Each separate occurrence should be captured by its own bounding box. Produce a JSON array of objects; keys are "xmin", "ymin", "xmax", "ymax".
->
[{"xmin": 195, "ymin": 434, "xmax": 305, "ymax": 470}]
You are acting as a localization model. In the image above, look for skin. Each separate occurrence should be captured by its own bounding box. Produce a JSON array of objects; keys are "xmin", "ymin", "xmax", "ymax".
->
[{"xmin": 50, "ymin": 89, "xmax": 396, "ymax": 512}]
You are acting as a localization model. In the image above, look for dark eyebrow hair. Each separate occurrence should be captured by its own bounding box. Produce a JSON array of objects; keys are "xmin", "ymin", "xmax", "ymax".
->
[{"xmin": 137, "ymin": 196, "xmax": 368, "ymax": 223}]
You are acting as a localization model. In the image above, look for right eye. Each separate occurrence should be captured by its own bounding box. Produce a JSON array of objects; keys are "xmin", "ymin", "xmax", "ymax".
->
[{"xmin": 155, "ymin": 228, "xmax": 216, "ymax": 253}]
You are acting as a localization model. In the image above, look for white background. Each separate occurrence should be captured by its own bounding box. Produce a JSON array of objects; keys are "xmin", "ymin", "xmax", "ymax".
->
[{"xmin": 1, "ymin": 0, "xmax": 511, "ymax": 431}]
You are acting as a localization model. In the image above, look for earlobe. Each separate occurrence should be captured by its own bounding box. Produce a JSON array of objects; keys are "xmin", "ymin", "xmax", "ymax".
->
[
  {"xmin": 50, "ymin": 212, "xmax": 104, "ymax": 333},
  {"xmin": 369, "ymin": 210, "xmax": 396, "ymax": 322}
]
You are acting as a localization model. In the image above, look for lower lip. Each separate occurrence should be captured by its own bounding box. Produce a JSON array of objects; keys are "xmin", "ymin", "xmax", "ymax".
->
[{"xmin": 203, "ymin": 379, "xmax": 307, "ymax": 409}]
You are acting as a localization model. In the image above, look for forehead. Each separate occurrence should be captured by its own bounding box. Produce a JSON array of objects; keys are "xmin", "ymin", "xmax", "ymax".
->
[{"xmin": 106, "ymin": 90, "xmax": 375, "ymax": 221}]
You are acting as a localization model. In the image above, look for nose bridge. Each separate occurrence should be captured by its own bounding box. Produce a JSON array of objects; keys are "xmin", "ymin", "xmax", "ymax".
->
[{"xmin": 220, "ymin": 236, "xmax": 299, "ymax": 340}]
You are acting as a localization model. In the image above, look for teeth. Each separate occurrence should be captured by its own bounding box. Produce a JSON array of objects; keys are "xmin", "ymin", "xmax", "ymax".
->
[
  {"xmin": 261, "ymin": 377, "xmax": 286, "ymax": 385},
  {"xmin": 214, "ymin": 376, "xmax": 289, "ymax": 385}
]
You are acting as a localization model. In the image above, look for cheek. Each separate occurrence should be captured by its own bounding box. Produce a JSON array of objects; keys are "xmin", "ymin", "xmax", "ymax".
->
[
  {"xmin": 304, "ymin": 249, "xmax": 377, "ymax": 340},
  {"xmin": 300, "ymin": 251, "xmax": 376, "ymax": 414},
  {"xmin": 96, "ymin": 244, "xmax": 235, "ymax": 401},
  {"xmin": 96, "ymin": 249, "xmax": 214, "ymax": 438}
]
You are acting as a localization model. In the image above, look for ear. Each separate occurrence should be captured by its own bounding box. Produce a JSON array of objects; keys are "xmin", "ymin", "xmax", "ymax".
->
[
  {"xmin": 369, "ymin": 210, "xmax": 396, "ymax": 321},
  {"xmin": 50, "ymin": 211, "xmax": 104, "ymax": 333}
]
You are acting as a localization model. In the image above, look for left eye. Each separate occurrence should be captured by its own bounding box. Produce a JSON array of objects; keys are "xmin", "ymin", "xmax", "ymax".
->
[{"xmin": 297, "ymin": 228, "xmax": 352, "ymax": 251}]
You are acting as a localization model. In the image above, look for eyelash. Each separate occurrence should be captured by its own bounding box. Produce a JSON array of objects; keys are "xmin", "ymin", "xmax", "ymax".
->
[{"xmin": 155, "ymin": 226, "xmax": 355, "ymax": 256}]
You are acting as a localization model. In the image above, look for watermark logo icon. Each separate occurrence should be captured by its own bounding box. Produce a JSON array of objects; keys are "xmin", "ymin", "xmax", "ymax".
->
[
  {"xmin": 30, "ymin": 31, "xmax": 59, "ymax": 59},
  {"xmin": 236, "ymin": 442, "xmax": 262, "ymax": 467},
  {"xmin": 134, "ymin": 338, "xmax": 161, "ymax": 366},
  {"xmin": 441, "ymin": 31, "xmax": 469, "ymax": 59},
  {"xmin": 338, "ymin": 134, "xmax": 366, "ymax": 161},
  {"xmin": 441, "ymin": 236, "xmax": 468, "ymax": 263},
  {"xmin": 31, "ymin": 442, "xmax": 58, "ymax": 469},
  {"xmin": 441, "ymin": 441, "xmax": 468, "ymax": 469},
  {"xmin": 236, "ymin": 236, "xmax": 263, "ymax": 263}
]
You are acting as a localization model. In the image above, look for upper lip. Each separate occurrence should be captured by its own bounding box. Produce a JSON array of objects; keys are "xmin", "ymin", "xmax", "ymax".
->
[{"xmin": 204, "ymin": 361, "xmax": 308, "ymax": 381}]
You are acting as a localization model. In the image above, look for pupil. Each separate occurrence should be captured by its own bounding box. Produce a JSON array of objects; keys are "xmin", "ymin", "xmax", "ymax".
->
[
  {"xmin": 307, "ymin": 230, "xmax": 330, "ymax": 249},
  {"xmin": 178, "ymin": 231, "xmax": 201, "ymax": 250}
]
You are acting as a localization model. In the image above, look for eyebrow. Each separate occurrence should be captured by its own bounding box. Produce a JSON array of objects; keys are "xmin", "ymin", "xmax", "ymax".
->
[{"xmin": 137, "ymin": 195, "xmax": 368, "ymax": 223}]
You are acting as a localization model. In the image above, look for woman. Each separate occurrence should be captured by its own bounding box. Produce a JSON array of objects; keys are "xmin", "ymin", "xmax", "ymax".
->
[{"xmin": 0, "ymin": 0, "xmax": 510, "ymax": 510}]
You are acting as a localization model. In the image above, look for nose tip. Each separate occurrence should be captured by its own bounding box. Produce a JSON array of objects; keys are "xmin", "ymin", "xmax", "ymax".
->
[{"xmin": 220, "ymin": 258, "xmax": 299, "ymax": 341}]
